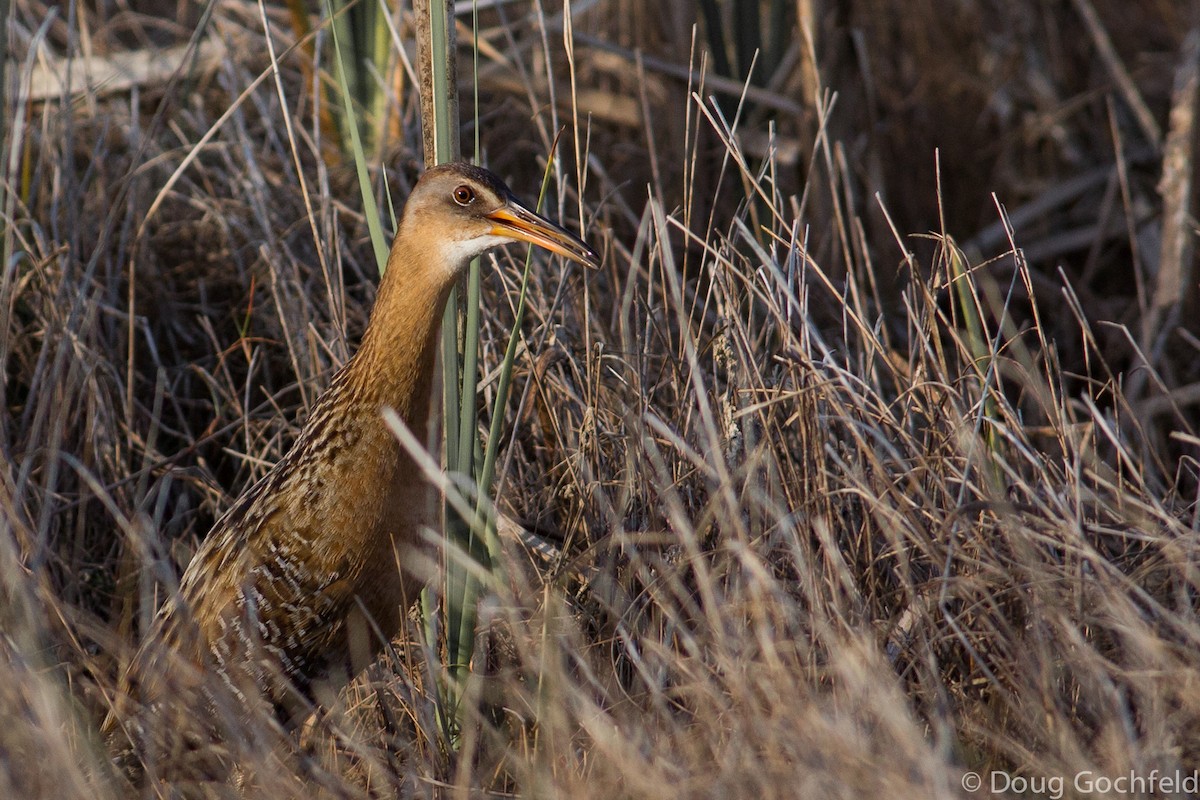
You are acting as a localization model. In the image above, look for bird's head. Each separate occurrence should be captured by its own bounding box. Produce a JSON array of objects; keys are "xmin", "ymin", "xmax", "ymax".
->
[{"xmin": 400, "ymin": 163, "xmax": 600, "ymax": 278}]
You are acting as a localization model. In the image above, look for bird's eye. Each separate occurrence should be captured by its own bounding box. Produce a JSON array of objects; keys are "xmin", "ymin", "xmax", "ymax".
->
[{"xmin": 452, "ymin": 185, "xmax": 476, "ymax": 206}]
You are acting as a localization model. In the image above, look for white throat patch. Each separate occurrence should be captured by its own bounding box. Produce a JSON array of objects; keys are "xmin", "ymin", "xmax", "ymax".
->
[{"xmin": 437, "ymin": 233, "xmax": 511, "ymax": 275}]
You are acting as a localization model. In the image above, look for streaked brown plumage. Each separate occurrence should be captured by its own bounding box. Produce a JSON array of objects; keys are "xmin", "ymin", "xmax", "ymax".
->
[{"xmin": 105, "ymin": 163, "xmax": 599, "ymax": 762}]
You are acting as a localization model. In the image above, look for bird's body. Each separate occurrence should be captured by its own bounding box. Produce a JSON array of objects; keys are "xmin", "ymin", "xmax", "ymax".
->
[
  {"xmin": 106, "ymin": 163, "xmax": 599, "ymax": 759},
  {"xmin": 158, "ymin": 232, "xmax": 449, "ymax": 709}
]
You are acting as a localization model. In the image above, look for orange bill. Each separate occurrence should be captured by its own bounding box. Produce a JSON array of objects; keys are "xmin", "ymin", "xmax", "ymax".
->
[{"xmin": 487, "ymin": 201, "xmax": 601, "ymax": 269}]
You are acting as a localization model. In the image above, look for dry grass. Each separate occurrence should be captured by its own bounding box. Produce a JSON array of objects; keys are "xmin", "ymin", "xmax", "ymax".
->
[{"xmin": 2, "ymin": 0, "xmax": 1199, "ymax": 798}]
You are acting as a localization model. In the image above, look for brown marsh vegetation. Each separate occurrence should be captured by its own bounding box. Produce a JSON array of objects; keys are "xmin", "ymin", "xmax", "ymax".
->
[{"xmin": 2, "ymin": 0, "xmax": 1198, "ymax": 797}]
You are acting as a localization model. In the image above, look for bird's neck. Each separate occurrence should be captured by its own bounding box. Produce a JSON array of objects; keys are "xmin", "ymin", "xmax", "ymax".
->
[{"xmin": 342, "ymin": 231, "xmax": 458, "ymax": 432}]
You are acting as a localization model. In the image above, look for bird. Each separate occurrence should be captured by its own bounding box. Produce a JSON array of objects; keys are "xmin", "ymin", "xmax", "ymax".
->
[{"xmin": 103, "ymin": 162, "xmax": 600, "ymax": 770}]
